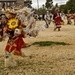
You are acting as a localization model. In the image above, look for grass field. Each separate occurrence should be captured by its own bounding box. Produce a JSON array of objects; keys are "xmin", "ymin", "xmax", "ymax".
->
[{"xmin": 0, "ymin": 20, "xmax": 75, "ymax": 75}]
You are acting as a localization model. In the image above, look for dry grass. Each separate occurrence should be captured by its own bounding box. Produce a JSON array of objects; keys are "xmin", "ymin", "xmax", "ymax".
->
[{"xmin": 0, "ymin": 21, "xmax": 75, "ymax": 75}]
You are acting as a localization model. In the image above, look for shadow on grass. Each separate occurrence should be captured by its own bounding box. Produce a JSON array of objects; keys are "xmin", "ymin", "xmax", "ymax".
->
[{"xmin": 32, "ymin": 41, "xmax": 70, "ymax": 47}]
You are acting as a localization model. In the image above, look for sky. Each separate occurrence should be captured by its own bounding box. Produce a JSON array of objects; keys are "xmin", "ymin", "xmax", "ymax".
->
[
  {"xmin": 53, "ymin": 0, "xmax": 68, "ymax": 5},
  {"xmin": 32, "ymin": 0, "xmax": 46, "ymax": 9},
  {"xmin": 32, "ymin": 0, "xmax": 68, "ymax": 8}
]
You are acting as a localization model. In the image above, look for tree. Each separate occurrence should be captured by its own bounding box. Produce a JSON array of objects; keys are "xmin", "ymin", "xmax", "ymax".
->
[
  {"xmin": 39, "ymin": 7, "xmax": 46, "ymax": 15},
  {"xmin": 45, "ymin": 0, "xmax": 53, "ymax": 10},
  {"xmin": 35, "ymin": 5, "xmax": 46, "ymax": 15},
  {"xmin": 51, "ymin": 3, "xmax": 59, "ymax": 13},
  {"xmin": 24, "ymin": 0, "xmax": 32, "ymax": 8},
  {"xmin": 65, "ymin": 0, "xmax": 75, "ymax": 13},
  {"xmin": 59, "ymin": 0, "xmax": 75, "ymax": 13}
]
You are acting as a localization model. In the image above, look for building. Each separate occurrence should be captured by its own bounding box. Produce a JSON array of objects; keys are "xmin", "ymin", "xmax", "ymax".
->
[
  {"xmin": 0, "ymin": 0, "xmax": 25, "ymax": 8},
  {"xmin": 16, "ymin": 0, "xmax": 24, "ymax": 6}
]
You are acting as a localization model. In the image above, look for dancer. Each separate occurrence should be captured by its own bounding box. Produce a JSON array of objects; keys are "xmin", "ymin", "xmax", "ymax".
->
[
  {"xmin": 44, "ymin": 11, "xmax": 51, "ymax": 28},
  {"xmin": 60, "ymin": 10, "xmax": 65, "ymax": 25},
  {"xmin": 73, "ymin": 13, "xmax": 75, "ymax": 25},
  {"xmin": 53, "ymin": 9, "xmax": 62, "ymax": 31},
  {"xmin": 67, "ymin": 10, "xmax": 72, "ymax": 25},
  {"xmin": 5, "ymin": 12, "xmax": 29, "ymax": 56}
]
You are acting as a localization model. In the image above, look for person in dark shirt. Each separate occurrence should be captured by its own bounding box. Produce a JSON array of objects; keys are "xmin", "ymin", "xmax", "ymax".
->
[{"xmin": 0, "ymin": 14, "xmax": 7, "ymax": 41}]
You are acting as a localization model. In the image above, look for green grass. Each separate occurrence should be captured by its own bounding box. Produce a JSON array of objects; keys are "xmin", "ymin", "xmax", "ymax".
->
[{"xmin": 32, "ymin": 41, "xmax": 70, "ymax": 47}]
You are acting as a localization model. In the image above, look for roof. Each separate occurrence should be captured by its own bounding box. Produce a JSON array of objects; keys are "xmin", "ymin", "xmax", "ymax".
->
[{"xmin": 0, "ymin": 0, "xmax": 16, "ymax": 2}]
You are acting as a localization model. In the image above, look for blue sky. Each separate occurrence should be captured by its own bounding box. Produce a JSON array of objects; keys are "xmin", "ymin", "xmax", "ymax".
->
[{"xmin": 32, "ymin": 0, "xmax": 68, "ymax": 8}]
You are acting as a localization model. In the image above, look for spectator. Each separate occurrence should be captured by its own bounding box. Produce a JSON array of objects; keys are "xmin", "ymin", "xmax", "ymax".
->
[{"xmin": 44, "ymin": 11, "xmax": 51, "ymax": 28}]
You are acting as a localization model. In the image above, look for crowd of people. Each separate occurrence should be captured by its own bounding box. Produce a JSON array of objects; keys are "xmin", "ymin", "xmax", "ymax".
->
[
  {"xmin": 32, "ymin": 9, "xmax": 75, "ymax": 31},
  {"xmin": 0, "ymin": 7, "xmax": 75, "ymax": 43}
]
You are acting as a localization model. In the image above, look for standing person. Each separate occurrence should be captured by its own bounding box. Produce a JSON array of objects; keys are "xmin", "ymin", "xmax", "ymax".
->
[
  {"xmin": 73, "ymin": 13, "xmax": 75, "ymax": 25},
  {"xmin": 67, "ymin": 10, "xmax": 72, "ymax": 25},
  {"xmin": 5, "ymin": 28, "xmax": 27, "ymax": 56},
  {"xmin": 60, "ymin": 10, "xmax": 65, "ymax": 25},
  {"xmin": 44, "ymin": 11, "xmax": 51, "ymax": 28},
  {"xmin": 5, "ymin": 12, "xmax": 29, "ymax": 56},
  {"xmin": 0, "ymin": 14, "xmax": 7, "ymax": 41},
  {"xmin": 53, "ymin": 9, "xmax": 62, "ymax": 31}
]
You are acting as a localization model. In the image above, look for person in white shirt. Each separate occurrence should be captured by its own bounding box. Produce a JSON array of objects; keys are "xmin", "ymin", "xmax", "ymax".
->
[{"xmin": 44, "ymin": 11, "xmax": 51, "ymax": 28}]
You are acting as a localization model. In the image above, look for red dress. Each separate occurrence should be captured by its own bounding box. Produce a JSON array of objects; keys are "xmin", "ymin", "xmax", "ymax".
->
[
  {"xmin": 53, "ymin": 12, "xmax": 61, "ymax": 28},
  {"xmin": 54, "ymin": 16, "xmax": 61, "ymax": 28},
  {"xmin": 5, "ymin": 33, "xmax": 25, "ymax": 56}
]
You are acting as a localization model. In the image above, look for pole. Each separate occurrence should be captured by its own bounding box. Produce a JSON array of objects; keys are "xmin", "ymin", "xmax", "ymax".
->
[{"xmin": 37, "ymin": 0, "xmax": 39, "ymax": 11}]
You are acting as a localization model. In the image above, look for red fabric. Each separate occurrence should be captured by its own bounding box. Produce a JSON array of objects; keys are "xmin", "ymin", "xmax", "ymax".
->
[
  {"xmin": 73, "ymin": 16, "xmax": 75, "ymax": 19},
  {"xmin": 5, "ymin": 45, "xmax": 16, "ymax": 52},
  {"xmin": 5, "ymin": 33, "xmax": 25, "ymax": 55},
  {"xmin": 54, "ymin": 16, "xmax": 61, "ymax": 25},
  {"xmin": 14, "ymin": 35, "xmax": 24, "ymax": 51},
  {"xmin": 73, "ymin": 15, "xmax": 75, "ymax": 19},
  {"xmin": 72, "ymin": 15, "xmax": 75, "ymax": 22},
  {"xmin": 67, "ymin": 14, "xmax": 71, "ymax": 18}
]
